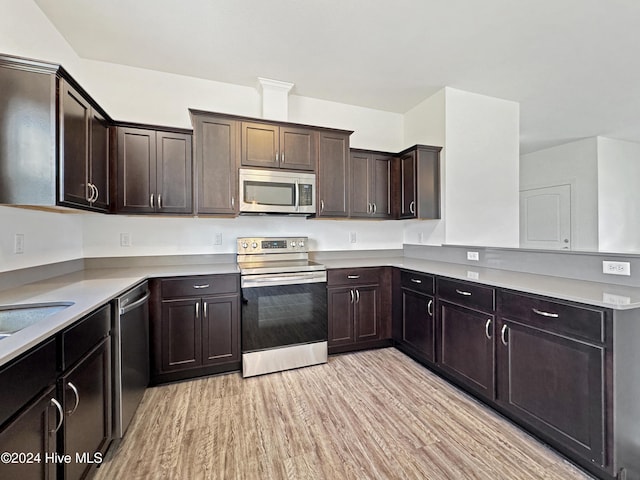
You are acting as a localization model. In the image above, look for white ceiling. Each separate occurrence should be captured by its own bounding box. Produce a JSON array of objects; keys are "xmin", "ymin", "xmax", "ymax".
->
[{"xmin": 34, "ymin": 0, "xmax": 640, "ymax": 154}]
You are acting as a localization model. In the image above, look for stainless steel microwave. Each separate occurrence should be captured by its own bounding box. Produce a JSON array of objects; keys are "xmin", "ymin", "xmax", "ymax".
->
[{"xmin": 238, "ymin": 168, "xmax": 316, "ymax": 215}]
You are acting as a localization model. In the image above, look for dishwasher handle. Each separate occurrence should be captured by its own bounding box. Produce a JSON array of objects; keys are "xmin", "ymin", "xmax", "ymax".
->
[{"xmin": 119, "ymin": 291, "xmax": 151, "ymax": 315}]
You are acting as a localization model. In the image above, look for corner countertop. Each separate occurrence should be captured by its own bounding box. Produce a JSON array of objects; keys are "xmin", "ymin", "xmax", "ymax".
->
[
  {"xmin": 319, "ymin": 255, "xmax": 640, "ymax": 311},
  {"xmin": 0, "ymin": 263, "xmax": 239, "ymax": 367}
]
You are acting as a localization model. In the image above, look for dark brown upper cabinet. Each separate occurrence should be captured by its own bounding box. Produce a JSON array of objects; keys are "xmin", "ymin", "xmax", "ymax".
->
[
  {"xmin": 59, "ymin": 80, "xmax": 110, "ymax": 212},
  {"xmin": 241, "ymin": 121, "xmax": 317, "ymax": 171},
  {"xmin": 317, "ymin": 131, "xmax": 350, "ymax": 217},
  {"xmin": 350, "ymin": 149, "xmax": 393, "ymax": 219},
  {"xmin": 0, "ymin": 55, "xmax": 112, "ymax": 212},
  {"xmin": 115, "ymin": 125, "xmax": 193, "ymax": 214},
  {"xmin": 395, "ymin": 145, "xmax": 441, "ymax": 219},
  {"xmin": 191, "ymin": 112, "xmax": 239, "ymax": 215}
]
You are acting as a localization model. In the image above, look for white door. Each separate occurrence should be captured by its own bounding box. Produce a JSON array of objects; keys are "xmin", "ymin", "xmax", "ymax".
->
[{"xmin": 520, "ymin": 184, "xmax": 571, "ymax": 250}]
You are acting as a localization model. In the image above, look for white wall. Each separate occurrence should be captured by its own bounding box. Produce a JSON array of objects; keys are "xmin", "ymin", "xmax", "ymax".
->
[
  {"xmin": 597, "ymin": 137, "xmax": 640, "ymax": 253},
  {"xmin": 81, "ymin": 215, "xmax": 403, "ymax": 257},
  {"xmin": 520, "ymin": 137, "xmax": 599, "ymax": 251},
  {"xmin": 0, "ymin": 206, "xmax": 84, "ymax": 272}
]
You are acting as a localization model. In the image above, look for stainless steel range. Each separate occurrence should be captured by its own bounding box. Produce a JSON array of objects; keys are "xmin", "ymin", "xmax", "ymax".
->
[{"xmin": 237, "ymin": 237, "xmax": 327, "ymax": 377}]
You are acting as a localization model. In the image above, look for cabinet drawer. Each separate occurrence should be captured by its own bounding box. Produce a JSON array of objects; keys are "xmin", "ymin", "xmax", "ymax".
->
[
  {"xmin": 499, "ymin": 290, "xmax": 606, "ymax": 343},
  {"xmin": 437, "ymin": 277, "xmax": 495, "ymax": 312},
  {"xmin": 0, "ymin": 339, "xmax": 57, "ymax": 426},
  {"xmin": 327, "ymin": 268, "xmax": 381, "ymax": 286},
  {"xmin": 161, "ymin": 274, "xmax": 238, "ymax": 299},
  {"xmin": 400, "ymin": 270, "xmax": 434, "ymax": 295},
  {"xmin": 62, "ymin": 304, "xmax": 111, "ymax": 371}
]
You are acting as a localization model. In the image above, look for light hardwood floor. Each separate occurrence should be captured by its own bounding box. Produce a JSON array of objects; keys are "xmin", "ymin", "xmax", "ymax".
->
[{"xmin": 95, "ymin": 348, "xmax": 593, "ymax": 480}]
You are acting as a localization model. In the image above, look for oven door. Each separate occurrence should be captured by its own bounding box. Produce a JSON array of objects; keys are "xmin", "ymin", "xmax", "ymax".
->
[{"xmin": 241, "ymin": 271, "xmax": 327, "ymax": 353}]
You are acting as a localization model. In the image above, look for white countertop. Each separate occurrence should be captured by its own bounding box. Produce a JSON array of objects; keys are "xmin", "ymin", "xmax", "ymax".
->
[
  {"xmin": 0, "ymin": 264, "xmax": 239, "ymax": 366},
  {"xmin": 321, "ymin": 256, "xmax": 640, "ymax": 311},
  {"xmin": 2, "ymin": 255, "xmax": 640, "ymax": 367}
]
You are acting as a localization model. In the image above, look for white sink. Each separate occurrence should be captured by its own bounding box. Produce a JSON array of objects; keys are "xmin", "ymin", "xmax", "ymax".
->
[{"xmin": 0, "ymin": 302, "xmax": 74, "ymax": 337}]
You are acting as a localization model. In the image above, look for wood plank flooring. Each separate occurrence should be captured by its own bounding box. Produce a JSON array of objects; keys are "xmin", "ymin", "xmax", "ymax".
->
[{"xmin": 94, "ymin": 348, "xmax": 593, "ymax": 480}]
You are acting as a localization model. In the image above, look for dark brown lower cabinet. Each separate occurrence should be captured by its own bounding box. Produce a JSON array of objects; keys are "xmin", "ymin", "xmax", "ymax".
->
[
  {"xmin": 496, "ymin": 319, "xmax": 607, "ymax": 468},
  {"xmin": 438, "ymin": 301, "xmax": 494, "ymax": 399},
  {"xmin": 151, "ymin": 275, "xmax": 240, "ymax": 384},
  {"xmin": 0, "ymin": 386, "xmax": 57, "ymax": 480},
  {"xmin": 59, "ymin": 337, "xmax": 111, "ymax": 480},
  {"xmin": 401, "ymin": 288, "xmax": 435, "ymax": 363}
]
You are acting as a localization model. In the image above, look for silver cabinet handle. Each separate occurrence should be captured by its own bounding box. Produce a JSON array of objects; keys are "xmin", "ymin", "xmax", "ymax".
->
[
  {"xmin": 320, "ymin": 200, "xmax": 325, "ymax": 213},
  {"xmin": 158, "ymin": 194, "xmax": 162, "ymax": 209},
  {"xmin": 203, "ymin": 302, "xmax": 207, "ymax": 318},
  {"xmin": 195, "ymin": 302, "xmax": 200, "ymax": 319},
  {"xmin": 231, "ymin": 196, "xmax": 235, "ymax": 208},
  {"xmin": 532, "ymin": 308, "xmax": 559, "ymax": 318},
  {"xmin": 409, "ymin": 201, "xmax": 415, "ymax": 214},
  {"xmin": 410, "ymin": 278, "xmax": 422, "ymax": 284},
  {"xmin": 87, "ymin": 183, "xmax": 97, "ymax": 203},
  {"xmin": 50, "ymin": 398, "xmax": 64, "ymax": 433},
  {"xmin": 427, "ymin": 299, "xmax": 433, "ymax": 317},
  {"xmin": 275, "ymin": 152, "xmax": 279, "ymax": 162},
  {"xmin": 281, "ymin": 152, "xmax": 285, "ymax": 163},
  {"xmin": 355, "ymin": 289, "xmax": 360, "ymax": 303},
  {"xmin": 367, "ymin": 203, "xmax": 372, "ymax": 214},
  {"xmin": 455, "ymin": 289, "xmax": 472, "ymax": 296},
  {"xmin": 92, "ymin": 184, "xmax": 99, "ymax": 202},
  {"xmin": 350, "ymin": 290, "xmax": 354, "ymax": 303},
  {"xmin": 347, "ymin": 275, "xmax": 360, "ymax": 279},
  {"xmin": 501, "ymin": 325, "xmax": 509, "ymax": 346},
  {"xmin": 150, "ymin": 193, "xmax": 155, "ymax": 208},
  {"xmin": 193, "ymin": 284, "xmax": 210, "ymax": 289},
  {"xmin": 373, "ymin": 203, "xmax": 377, "ymax": 214},
  {"xmin": 485, "ymin": 319, "xmax": 492, "ymax": 339},
  {"xmin": 66, "ymin": 382, "xmax": 79, "ymax": 415}
]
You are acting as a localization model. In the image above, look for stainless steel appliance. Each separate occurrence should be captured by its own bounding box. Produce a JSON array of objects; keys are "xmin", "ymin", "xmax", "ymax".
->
[
  {"xmin": 238, "ymin": 168, "xmax": 316, "ymax": 215},
  {"xmin": 113, "ymin": 281, "xmax": 150, "ymax": 438},
  {"xmin": 238, "ymin": 237, "xmax": 327, "ymax": 377}
]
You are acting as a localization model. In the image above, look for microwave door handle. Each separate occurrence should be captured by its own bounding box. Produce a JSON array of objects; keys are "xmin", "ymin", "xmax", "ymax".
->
[{"xmin": 295, "ymin": 180, "xmax": 300, "ymax": 212}]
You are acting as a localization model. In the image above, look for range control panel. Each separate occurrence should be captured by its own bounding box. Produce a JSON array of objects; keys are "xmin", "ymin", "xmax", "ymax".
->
[{"xmin": 237, "ymin": 237, "xmax": 309, "ymax": 254}]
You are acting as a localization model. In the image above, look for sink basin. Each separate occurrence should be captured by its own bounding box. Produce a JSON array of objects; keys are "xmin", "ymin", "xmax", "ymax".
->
[{"xmin": 0, "ymin": 302, "xmax": 74, "ymax": 337}]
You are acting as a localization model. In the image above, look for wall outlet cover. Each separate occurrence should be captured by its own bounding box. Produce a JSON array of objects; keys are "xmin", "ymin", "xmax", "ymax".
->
[
  {"xmin": 14, "ymin": 233, "xmax": 24, "ymax": 254},
  {"xmin": 602, "ymin": 260, "xmax": 631, "ymax": 276},
  {"xmin": 349, "ymin": 232, "xmax": 357, "ymax": 243},
  {"xmin": 120, "ymin": 233, "xmax": 131, "ymax": 247},
  {"xmin": 467, "ymin": 251, "xmax": 480, "ymax": 261}
]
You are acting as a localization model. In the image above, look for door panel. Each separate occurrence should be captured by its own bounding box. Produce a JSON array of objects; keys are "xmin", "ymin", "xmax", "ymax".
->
[
  {"xmin": 60, "ymin": 82, "xmax": 90, "ymax": 206},
  {"xmin": 241, "ymin": 122, "xmax": 278, "ymax": 168},
  {"xmin": 280, "ymin": 126, "xmax": 317, "ymax": 170},
  {"xmin": 117, "ymin": 127, "xmax": 156, "ymax": 213},
  {"xmin": 161, "ymin": 299, "xmax": 201, "ymax": 371},
  {"xmin": 328, "ymin": 287, "xmax": 354, "ymax": 346},
  {"xmin": 520, "ymin": 184, "xmax": 571, "ymax": 250},
  {"xmin": 89, "ymin": 110, "xmax": 109, "ymax": 211},
  {"xmin": 350, "ymin": 152, "xmax": 370, "ymax": 217},
  {"xmin": 439, "ymin": 301, "xmax": 494, "ymax": 398},
  {"xmin": 400, "ymin": 152, "xmax": 416, "ymax": 218},
  {"xmin": 371, "ymin": 154, "xmax": 391, "ymax": 217},
  {"xmin": 202, "ymin": 295, "xmax": 239, "ymax": 364},
  {"xmin": 402, "ymin": 289, "xmax": 434, "ymax": 362},
  {"xmin": 318, "ymin": 133, "xmax": 349, "ymax": 217},
  {"xmin": 355, "ymin": 286, "xmax": 380, "ymax": 341},
  {"xmin": 497, "ymin": 320, "xmax": 605, "ymax": 466},
  {"xmin": 156, "ymin": 132, "xmax": 192, "ymax": 214}
]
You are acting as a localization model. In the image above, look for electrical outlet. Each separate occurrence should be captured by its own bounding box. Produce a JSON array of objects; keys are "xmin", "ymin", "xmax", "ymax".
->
[
  {"xmin": 603, "ymin": 293, "xmax": 631, "ymax": 306},
  {"xmin": 467, "ymin": 270, "xmax": 479, "ymax": 280},
  {"xmin": 120, "ymin": 233, "xmax": 131, "ymax": 247},
  {"xmin": 467, "ymin": 251, "xmax": 479, "ymax": 261},
  {"xmin": 14, "ymin": 233, "xmax": 24, "ymax": 254},
  {"xmin": 349, "ymin": 232, "xmax": 357, "ymax": 243},
  {"xmin": 214, "ymin": 233, "xmax": 223, "ymax": 245},
  {"xmin": 602, "ymin": 261, "xmax": 631, "ymax": 276}
]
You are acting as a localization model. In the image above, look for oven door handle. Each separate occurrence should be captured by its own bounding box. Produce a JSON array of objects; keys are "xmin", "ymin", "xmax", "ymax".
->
[{"xmin": 242, "ymin": 273, "xmax": 326, "ymax": 288}]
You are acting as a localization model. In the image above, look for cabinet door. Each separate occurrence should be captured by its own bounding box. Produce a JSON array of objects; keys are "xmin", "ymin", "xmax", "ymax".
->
[
  {"xmin": 60, "ymin": 81, "xmax": 90, "ymax": 207},
  {"xmin": 349, "ymin": 152, "xmax": 370, "ymax": 217},
  {"xmin": 241, "ymin": 122, "xmax": 279, "ymax": 168},
  {"xmin": 60, "ymin": 337, "xmax": 111, "ymax": 480},
  {"xmin": 280, "ymin": 126, "xmax": 317, "ymax": 171},
  {"xmin": 370, "ymin": 154, "xmax": 391, "ymax": 218},
  {"xmin": 116, "ymin": 127, "xmax": 156, "ymax": 213},
  {"xmin": 160, "ymin": 298, "xmax": 202, "ymax": 371},
  {"xmin": 195, "ymin": 116, "xmax": 238, "ymax": 215},
  {"xmin": 318, "ymin": 132, "xmax": 349, "ymax": 217},
  {"xmin": 399, "ymin": 151, "xmax": 416, "ymax": 219},
  {"xmin": 328, "ymin": 287, "xmax": 355, "ymax": 346},
  {"xmin": 496, "ymin": 319, "xmax": 606, "ymax": 467},
  {"xmin": 156, "ymin": 132, "xmax": 192, "ymax": 214},
  {"xmin": 0, "ymin": 386, "xmax": 57, "ymax": 480},
  {"xmin": 201, "ymin": 294, "xmax": 239, "ymax": 365},
  {"xmin": 402, "ymin": 289, "xmax": 435, "ymax": 363},
  {"xmin": 89, "ymin": 110, "xmax": 110, "ymax": 211},
  {"xmin": 438, "ymin": 301, "xmax": 494, "ymax": 399},
  {"xmin": 354, "ymin": 285, "xmax": 380, "ymax": 342}
]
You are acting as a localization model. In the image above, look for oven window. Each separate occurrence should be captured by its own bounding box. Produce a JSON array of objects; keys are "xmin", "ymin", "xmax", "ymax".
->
[
  {"xmin": 241, "ymin": 282, "xmax": 327, "ymax": 352},
  {"xmin": 244, "ymin": 181, "xmax": 295, "ymax": 206}
]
